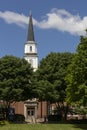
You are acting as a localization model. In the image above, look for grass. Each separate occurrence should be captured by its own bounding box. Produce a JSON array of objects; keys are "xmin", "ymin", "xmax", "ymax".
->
[{"xmin": 0, "ymin": 121, "xmax": 87, "ymax": 130}]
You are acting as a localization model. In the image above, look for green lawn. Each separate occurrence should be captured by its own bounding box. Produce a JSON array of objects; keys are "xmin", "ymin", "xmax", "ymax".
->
[{"xmin": 0, "ymin": 122, "xmax": 87, "ymax": 130}]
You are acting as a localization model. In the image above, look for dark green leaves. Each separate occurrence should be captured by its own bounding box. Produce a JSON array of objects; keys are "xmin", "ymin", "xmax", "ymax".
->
[{"xmin": 0, "ymin": 55, "xmax": 34, "ymax": 105}]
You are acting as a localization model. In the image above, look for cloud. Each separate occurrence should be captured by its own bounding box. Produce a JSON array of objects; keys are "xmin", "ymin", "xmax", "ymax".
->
[
  {"xmin": 35, "ymin": 9, "xmax": 87, "ymax": 36},
  {"xmin": 0, "ymin": 11, "xmax": 28, "ymax": 27},
  {"xmin": 0, "ymin": 9, "xmax": 87, "ymax": 36}
]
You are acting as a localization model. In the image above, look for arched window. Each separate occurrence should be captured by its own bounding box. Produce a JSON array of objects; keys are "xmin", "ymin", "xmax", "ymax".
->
[{"xmin": 30, "ymin": 46, "xmax": 32, "ymax": 52}]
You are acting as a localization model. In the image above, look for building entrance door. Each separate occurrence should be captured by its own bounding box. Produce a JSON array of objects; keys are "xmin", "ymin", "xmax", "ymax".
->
[
  {"xmin": 24, "ymin": 100, "xmax": 38, "ymax": 121},
  {"xmin": 27, "ymin": 107, "xmax": 35, "ymax": 118}
]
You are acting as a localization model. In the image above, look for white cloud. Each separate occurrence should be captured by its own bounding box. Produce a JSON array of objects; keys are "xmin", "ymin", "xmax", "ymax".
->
[
  {"xmin": 0, "ymin": 9, "xmax": 87, "ymax": 36},
  {"xmin": 0, "ymin": 11, "xmax": 28, "ymax": 27},
  {"xmin": 35, "ymin": 9, "xmax": 87, "ymax": 36}
]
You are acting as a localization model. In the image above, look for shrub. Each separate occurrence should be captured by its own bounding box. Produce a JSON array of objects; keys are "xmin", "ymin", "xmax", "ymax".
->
[
  {"xmin": 48, "ymin": 114, "xmax": 62, "ymax": 122},
  {"xmin": 14, "ymin": 114, "xmax": 25, "ymax": 122}
]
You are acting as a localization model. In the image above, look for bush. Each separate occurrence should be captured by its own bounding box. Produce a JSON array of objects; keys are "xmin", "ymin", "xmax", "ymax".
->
[
  {"xmin": 48, "ymin": 114, "xmax": 62, "ymax": 122},
  {"xmin": 69, "ymin": 119, "xmax": 87, "ymax": 124},
  {"xmin": 71, "ymin": 106, "xmax": 87, "ymax": 115},
  {"xmin": 14, "ymin": 114, "xmax": 25, "ymax": 122},
  {"xmin": 0, "ymin": 108, "xmax": 6, "ymax": 120}
]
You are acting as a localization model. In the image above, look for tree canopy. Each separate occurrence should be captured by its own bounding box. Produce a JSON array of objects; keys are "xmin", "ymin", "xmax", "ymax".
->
[
  {"xmin": 0, "ymin": 55, "xmax": 34, "ymax": 107},
  {"xmin": 66, "ymin": 36, "xmax": 87, "ymax": 106},
  {"xmin": 36, "ymin": 52, "xmax": 73, "ymax": 105}
]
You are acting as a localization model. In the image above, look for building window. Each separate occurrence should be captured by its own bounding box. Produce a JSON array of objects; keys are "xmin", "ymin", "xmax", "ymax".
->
[{"xmin": 30, "ymin": 46, "xmax": 32, "ymax": 52}]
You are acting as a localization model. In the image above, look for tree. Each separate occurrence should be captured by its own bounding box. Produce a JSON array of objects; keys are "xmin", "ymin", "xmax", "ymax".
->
[
  {"xmin": 36, "ymin": 52, "xmax": 73, "ymax": 117},
  {"xmin": 66, "ymin": 36, "xmax": 87, "ymax": 106},
  {"xmin": 0, "ymin": 55, "xmax": 34, "ymax": 107}
]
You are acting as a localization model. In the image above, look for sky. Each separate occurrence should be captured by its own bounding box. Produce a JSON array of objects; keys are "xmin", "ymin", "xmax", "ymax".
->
[{"xmin": 0, "ymin": 0, "xmax": 87, "ymax": 62}]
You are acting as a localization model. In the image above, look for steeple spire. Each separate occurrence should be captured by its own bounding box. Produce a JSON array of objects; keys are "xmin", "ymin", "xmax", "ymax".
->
[
  {"xmin": 27, "ymin": 11, "xmax": 35, "ymax": 41},
  {"xmin": 24, "ymin": 11, "xmax": 38, "ymax": 71}
]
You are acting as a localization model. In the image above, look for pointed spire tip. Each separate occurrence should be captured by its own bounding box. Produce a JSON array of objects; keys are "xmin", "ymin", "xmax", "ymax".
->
[
  {"xmin": 27, "ymin": 11, "xmax": 35, "ymax": 41},
  {"xmin": 30, "ymin": 10, "xmax": 32, "ymax": 16}
]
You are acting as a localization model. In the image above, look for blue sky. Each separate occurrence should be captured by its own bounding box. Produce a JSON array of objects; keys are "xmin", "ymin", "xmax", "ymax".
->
[{"xmin": 0, "ymin": 0, "xmax": 87, "ymax": 61}]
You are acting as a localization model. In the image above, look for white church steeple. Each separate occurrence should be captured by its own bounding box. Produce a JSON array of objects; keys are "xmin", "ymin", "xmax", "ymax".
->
[{"xmin": 24, "ymin": 12, "xmax": 38, "ymax": 71}]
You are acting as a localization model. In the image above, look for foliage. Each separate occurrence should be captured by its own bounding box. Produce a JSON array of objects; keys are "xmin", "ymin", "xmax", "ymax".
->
[
  {"xmin": 66, "ymin": 35, "xmax": 87, "ymax": 106},
  {"xmin": 36, "ymin": 52, "xmax": 73, "ymax": 104},
  {"xmin": 48, "ymin": 114, "xmax": 62, "ymax": 121},
  {"xmin": 72, "ymin": 106, "xmax": 87, "ymax": 115},
  {"xmin": 14, "ymin": 114, "xmax": 25, "ymax": 122},
  {"xmin": 0, "ymin": 55, "xmax": 34, "ymax": 107}
]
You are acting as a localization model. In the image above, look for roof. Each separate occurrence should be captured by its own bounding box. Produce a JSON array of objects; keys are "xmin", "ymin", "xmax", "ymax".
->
[{"xmin": 27, "ymin": 12, "xmax": 35, "ymax": 41}]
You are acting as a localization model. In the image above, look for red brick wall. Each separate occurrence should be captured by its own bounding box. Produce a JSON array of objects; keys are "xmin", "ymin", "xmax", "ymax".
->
[
  {"xmin": 12, "ymin": 102, "xmax": 24, "ymax": 115},
  {"xmin": 11, "ymin": 101, "xmax": 48, "ymax": 118},
  {"xmin": 37, "ymin": 101, "xmax": 48, "ymax": 118}
]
